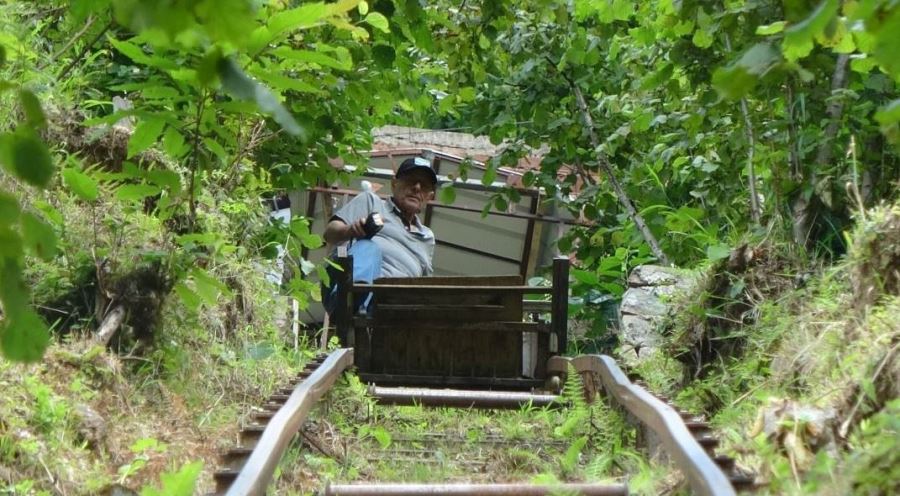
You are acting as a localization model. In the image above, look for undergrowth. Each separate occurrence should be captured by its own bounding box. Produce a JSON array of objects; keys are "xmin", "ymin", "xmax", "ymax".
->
[
  {"xmin": 1, "ymin": 103, "xmax": 315, "ymax": 494},
  {"xmin": 631, "ymin": 202, "xmax": 900, "ymax": 495}
]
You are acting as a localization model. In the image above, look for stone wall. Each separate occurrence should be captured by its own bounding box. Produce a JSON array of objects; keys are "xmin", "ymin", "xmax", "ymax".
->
[{"xmin": 617, "ymin": 265, "xmax": 697, "ymax": 366}]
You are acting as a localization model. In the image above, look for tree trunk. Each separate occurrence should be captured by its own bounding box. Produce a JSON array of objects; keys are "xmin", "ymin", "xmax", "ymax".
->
[
  {"xmin": 791, "ymin": 53, "xmax": 850, "ymax": 247},
  {"xmin": 571, "ymin": 85, "xmax": 672, "ymax": 266},
  {"xmin": 740, "ymin": 97, "xmax": 761, "ymax": 224}
]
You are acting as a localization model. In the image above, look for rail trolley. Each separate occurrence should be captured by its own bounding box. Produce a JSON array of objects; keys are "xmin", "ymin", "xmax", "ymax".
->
[
  {"xmin": 284, "ymin": 148, "xmax": 580, "ymax": 391},
  {"xmin": 329, "ymin": 254, "xmax": 570, "ymax": 391}
]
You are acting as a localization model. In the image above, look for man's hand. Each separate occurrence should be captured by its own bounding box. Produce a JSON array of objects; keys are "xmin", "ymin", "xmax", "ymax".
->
[
  {"xmin": 324, "ymin": 218, "xmax": 367, "ymax": 245},
  {"xmin": 347, "ymin": 217, "xmax": 367, "ymax": 238}
]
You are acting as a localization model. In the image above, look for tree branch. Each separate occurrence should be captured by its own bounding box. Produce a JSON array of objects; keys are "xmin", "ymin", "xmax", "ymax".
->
[
  {"xmin": 95, "ymin": 305, "xmax": 125, "ymax": 346},
  {"xmin": 41, "ymin": 15, "xmax": 96, "ymax": 70},
  {"xmin": 55, "ymin": 20, "xmax": 112, "ymax": 81},
  {"xmin": 570, "ymin": 84, "xmax": 672, "ymax": 266}
]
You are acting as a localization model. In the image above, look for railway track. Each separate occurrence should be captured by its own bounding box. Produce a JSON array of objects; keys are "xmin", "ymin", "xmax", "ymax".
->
[{"xmin": 211, "ymin": 348, "xmax": 757, "ymax": 495}]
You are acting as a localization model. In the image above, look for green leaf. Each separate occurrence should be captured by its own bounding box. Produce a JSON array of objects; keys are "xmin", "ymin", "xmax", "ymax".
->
[
  {"xmin": 300, "ymin": 233, "xmax": 323, "ymax": 250},
  {"xmin": 176, "ymin": 232, "xmax": 218, "ymax": 248},
  {"xmin": 21, "ymin": 212, "xmax": 57, "ymax": 260},
  {"xmin": 268, "ymin": 3, "xmax": 328, "ymax": 38},
  {"xmin": 162, "ymin": 126, "xmax": 188, "ymax": 158},
  {"xmin": 572, "ymin": 269, "xmax": 599, "ymax": 286},
  {"xmin": 610, "ymin": 0, "xmax": 634, "ymax": 21},
  {"xmin": 139, "ymin": 85, "xmax": 181, "ymax": 99},
  {"xmin": 875, "ymin": 99, "xmax": 900, "ymax": 126},
  {"xmin": 850, "ymin": 55, "xmax": 877, "ymax": 74},
  {"xmin": 108, "ymin": 37, "xmax": 178, "ymax": 70},
  {"xmin": 0, "ymin": 190, "xmax": 20, "ymax": 226},
  {"xmin": 127, "ymin": 118, "xmax": 166, "ymax": 158},
  {"xmin": 756, "ymin": 21, "xmax": 787, "ymax": 35},
  {"xmin": 367, "ymin": 426, "xmax": 392, "ymax": 449},
  {"xmin": 116, "ymin": 184, "xmax": 161, "ymax": 201},
  {"xmin": 0, "ymin": 130, "xmax": 54, "ymax": 188},
  {"xmin": 0, "ymin": 235, "xmax": 18, "ymax": 259},
  {"xmin": 190, "ymin": 268, "xmax": 231, "ymax": 306},
  {"xmin": 218, "ymin": 58, "xmax": 305, "ymax": 138},
  {"xmin": 0, "ymin": 260, "xmax": 26, "ymax": 318},
  {"xmin": 438, "ymin": 185, "xmax": 456, "ymax": 204},
  {"xmin": 872, "ymin": 9, "xmax": 900, "ymax": 80},
  {"xmin": 782, "ymin": 0, "xmax": 839, "ymax": 61},
  {"xmin": 146, "ymin": 169, "xmax": 181, "ymax": 192},
  {"xmin": 174, "ymin": 282, "xmax": 201, "ymax": 311},
  {"xmin": 203, "ymin": 138, "xmax": 228, "ymax": 162},
  {"xmin": 458, "ymin": 87, "xmax": 476, "ymax": 102},
  {"xmin": 250, "ymin": 68, "xmax": 322, "ymax": 94},
  {"xmin": 62, "ymin": 168, "xmax": 99, "ymax": 201},
  {"xmin": 481, "ymin": 164, "xmax": 497, "ymax": 186},
  {"xmin": 1, "ymin": 309, "xmax": 50, "ymax": 363},
  {"xmin": 140, "ymin": 460, "xmax": 203, "ymax": 496},
  {"xmin": 692, "ymin": 29, "xmax": 714, "ymax": 48},
  {"xmin": 18, "ymin": 90, "xmax": 46, "ymax": 129},
  {"xmin": 271, "ymin": 47, "xmax": 352, "ymax": 71},
  {"xmin": 365, "ymin": 12, "xmax": 390, "ymax": 33},
  {"xmin": 712, "ymin": 43, "xmax": 781, "ymax": 99},
  {"xmin": 34, "ymin": 200, "xmax": 63, "ymax": 226},
  {"xmin": 706, "ymin": 244, "xmax": 731, "ymax": 261}
]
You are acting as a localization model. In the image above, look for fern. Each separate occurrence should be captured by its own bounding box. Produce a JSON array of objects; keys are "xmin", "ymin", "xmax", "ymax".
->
[
  {"xmin": 139, "ymin": 460, "xmax": 202, "ymax": 496},
  {"xmin": 561, "ymin": 362, "xmax": 588, "ymax": 411},
  {"xmin": 554, "ymin": 363, "xmax": 589, "ymax": 439}
]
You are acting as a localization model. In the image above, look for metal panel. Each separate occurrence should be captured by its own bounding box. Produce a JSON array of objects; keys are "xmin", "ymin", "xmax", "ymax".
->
[
  {"xmin": 433, "ymin": 244, "xmax": 519, "ymax": 277},
  {"xmin": 429, "ymin": 208, "xmax": 526, "ymax": 260}
]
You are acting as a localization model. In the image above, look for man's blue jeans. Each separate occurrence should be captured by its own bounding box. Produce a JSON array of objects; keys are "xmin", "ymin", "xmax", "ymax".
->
[{"xmin": 322, "ymin": 239, "xmax": 382, "ymax": 315}]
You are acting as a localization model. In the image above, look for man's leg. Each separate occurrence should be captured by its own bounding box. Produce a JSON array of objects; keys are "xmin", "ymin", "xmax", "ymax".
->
[{"xmin": 322, "ymin": 239, "xmax": 382, "ymax": 314}]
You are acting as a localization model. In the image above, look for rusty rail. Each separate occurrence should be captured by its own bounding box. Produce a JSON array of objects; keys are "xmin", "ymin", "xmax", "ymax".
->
[
  {"xmin": 325, "ymin": 483, "xmax": 629, "ymax": 495},
  {"xmin": 215, "ymin": 348, "xmax": 354, "ymax": 496},
  {"xmin": 556, "ymin": 355, "xmax": 737, "ymax": 496}
]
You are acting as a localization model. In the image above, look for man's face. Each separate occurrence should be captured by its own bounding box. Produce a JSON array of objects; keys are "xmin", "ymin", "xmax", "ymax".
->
[{"xmin": 391, "ymin": 169, "xmax": 436, "ymax": 216}]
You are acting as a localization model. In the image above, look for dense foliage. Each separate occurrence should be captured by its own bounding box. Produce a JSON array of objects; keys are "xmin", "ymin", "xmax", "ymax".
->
[
  {"xmin": 418, "ymin": 0, "xmax": 899, "ymax": 284},
  {"xmin": 1, "ymin": 1, "xmax": 898, "ymax": 362}
]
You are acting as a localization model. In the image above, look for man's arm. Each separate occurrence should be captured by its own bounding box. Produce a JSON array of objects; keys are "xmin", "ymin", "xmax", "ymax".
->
[{"xmin": 323, "ymin": 218, "xmax": 367, "ymax": 245}]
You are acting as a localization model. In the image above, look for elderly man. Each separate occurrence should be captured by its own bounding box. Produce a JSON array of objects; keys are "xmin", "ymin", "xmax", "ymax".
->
[{"xmin": 322, "ymin": 157, "xmax": 437, "ymax": 312}]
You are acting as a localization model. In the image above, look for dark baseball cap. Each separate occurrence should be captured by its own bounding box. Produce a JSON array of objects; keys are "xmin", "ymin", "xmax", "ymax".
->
[{"xmin": 396, "ymin": 157, "xmax": 438, "ymax": 186}]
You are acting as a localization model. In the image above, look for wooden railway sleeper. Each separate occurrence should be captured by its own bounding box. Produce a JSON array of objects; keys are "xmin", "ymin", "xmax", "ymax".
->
[{"xmin": 636, "ymin": 389, "xmax": 757, "ymax": 491}]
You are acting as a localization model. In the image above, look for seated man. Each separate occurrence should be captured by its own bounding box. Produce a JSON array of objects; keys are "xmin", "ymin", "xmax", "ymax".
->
[{"xmin": 322, "ymin": 157, "xmax": 437, "ymax": 312}]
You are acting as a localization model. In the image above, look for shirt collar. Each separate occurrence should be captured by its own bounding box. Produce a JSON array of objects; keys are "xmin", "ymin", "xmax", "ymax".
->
[
  {"xmin": 386, "ymin": 196, "xmax": 429, "ymax": 235},
  {"xmin": 386, "ymin": 196, "xmax": 417, "ymax": 225}
]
